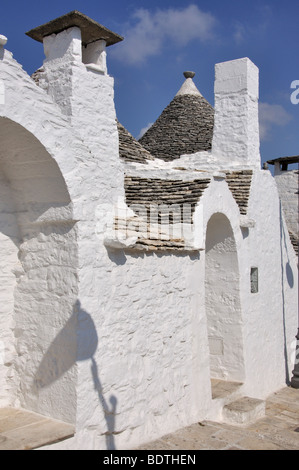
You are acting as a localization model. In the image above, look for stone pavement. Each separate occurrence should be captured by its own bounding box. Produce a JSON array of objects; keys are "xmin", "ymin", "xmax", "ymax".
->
[
  {"xmin": 0, "ymin": 408, "xmax": 74, "ymax": 450},
  {"xmin": 136, "ymin": 386, "xmax": 299, "ymax": 450},
  {"xmin": 0, "ymin": 386, "xmax": 297, "ymax": 450}
]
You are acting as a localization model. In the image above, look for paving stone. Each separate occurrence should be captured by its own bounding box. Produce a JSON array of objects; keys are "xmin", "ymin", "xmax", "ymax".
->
[
  {"xmin": 159, "ymin": 436, "xmax": 207, "ymax": 450},
  {"xmin": 0, "ymin": 408, "xmax": 45, "ymax": 433},
  {"xmin": 196, "ymin": 436, "xmax": 230, "ymax": 450},
  {"xmin": 225, "ymin": 445, "xmax": 247, "ymax": 450},
  {"xmin": 137, "ymin": 440, "xmax": 178, "ymax": 450},
  {"xmin": 135, "ymin": 386, "xmax": 299, "ymax": 451},
  {"xmin": 0, "ymin": 434, "xmax": 23, "ymax": 451},
  {"xmin": 236, "ymin": 435, "xmax": 285, "ymax": 450},
  {"xmin": 2, "ymin": 419, "xmax": 74, "ymax": 450},
  {"xmin": 166, "ymin": 422, "xmax": 218, "ymax": 441},
  {"xmin": 0, "ymin": 408, "xmax": 74, "ymax": 450},
  {"xmin": 210, "ymin": 428, "xmax": 249, "ymax": 444}
]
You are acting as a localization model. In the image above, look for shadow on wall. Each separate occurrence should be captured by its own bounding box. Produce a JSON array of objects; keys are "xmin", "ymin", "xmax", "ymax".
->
[
  {"xmin": 279, "ymin": 201, "xmax": 295, "ymax": 385},
  {"xmin": 107, "ymin": 247, "xmax": 201, "ymax": 265},
  {"xmin": 34, "ymin": 300, "xmax": 117, "ymax": 450}
]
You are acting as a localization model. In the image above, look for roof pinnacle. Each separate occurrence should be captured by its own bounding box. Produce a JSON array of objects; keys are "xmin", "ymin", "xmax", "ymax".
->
[
  {"xmin": 0, "ymin": 35, "xmax": 7, "ymax": 46},
  {"xmin": 176, "ymin": 71, "xmax": 202, "ymax": 97},
  {"xmin": 183, "ymin": 71, "xmax": 195, "ymax": 79}
]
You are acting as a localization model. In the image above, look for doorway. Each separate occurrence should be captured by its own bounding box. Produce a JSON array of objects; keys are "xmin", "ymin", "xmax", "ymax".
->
[{"xmin": 205, "ymin": 213, "xmax": 245, "ymax": 383}]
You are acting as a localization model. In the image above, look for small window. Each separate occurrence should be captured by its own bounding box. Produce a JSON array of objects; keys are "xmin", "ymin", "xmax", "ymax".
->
[{"xmin": 250, "ymin": 267, "xmax": 258, "ymax": 293}]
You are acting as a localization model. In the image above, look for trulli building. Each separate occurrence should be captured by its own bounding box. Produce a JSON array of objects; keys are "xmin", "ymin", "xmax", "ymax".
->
[{"xmin": 0, "ymin": 11, "xmax": 297, "ymax": 450}]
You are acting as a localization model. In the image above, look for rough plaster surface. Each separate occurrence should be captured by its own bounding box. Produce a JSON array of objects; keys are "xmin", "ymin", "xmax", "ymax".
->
[
  {"xmin": 205, "ymin": 212, "xmax": 244, "ymax": 382},
  {"xmin": 212, "ymin": 58, "xmax": 260, "ymax": 169},
  {"xmin": 0, "ymin": 166, "xmax": 20, "ymax": 406},
  {"xmin": 273, "ymin": 169, "xmax": 298, "ymax": 237},
  {"xmin": 0, "ymin": 34, "xmax": 297, "ymax": 452}
]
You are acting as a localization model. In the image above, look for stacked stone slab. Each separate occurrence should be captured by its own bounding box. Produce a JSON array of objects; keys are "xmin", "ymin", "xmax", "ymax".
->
[
  {"xmin": 225, "ymin": 170, "xmax": 253, "ymax": 215},
  {"xmin": 120, "ymin": 175, "xmax": 211, "ymax": 251},
  {"xmin": 125, "ymin": 175, "xmax": 211, "ymax": 221}
]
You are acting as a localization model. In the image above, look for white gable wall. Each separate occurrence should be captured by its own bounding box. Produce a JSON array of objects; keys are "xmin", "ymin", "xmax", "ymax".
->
[{"xmin": 241, "ymin": 168, "xmax": 298, "ymax": 397}]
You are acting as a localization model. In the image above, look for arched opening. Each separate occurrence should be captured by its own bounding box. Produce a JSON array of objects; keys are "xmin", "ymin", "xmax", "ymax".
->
[
  {"xmin": 0, "ymin": 118, "xmax": 78, "ymax": 424},
  {"xmin": 205, "ymin": 213, "xmax": 244, "ymax": 384}
]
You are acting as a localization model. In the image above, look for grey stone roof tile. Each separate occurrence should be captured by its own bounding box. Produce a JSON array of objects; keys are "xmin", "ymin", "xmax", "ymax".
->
[
  {"xmin": 117, "ymin": 120, "xmax": 154, "ymax": 164},
  {"xmin": 138, "ymin": 83, "xmax": 214, "ymax": 161},
  {"xmin": 225, "ymin": 170, "xmax": 253, "ymax": 215}
]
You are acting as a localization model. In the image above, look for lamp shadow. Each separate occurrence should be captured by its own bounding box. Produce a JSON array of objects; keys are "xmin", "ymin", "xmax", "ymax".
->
[{"xmin": 34, "ymin": 299, "xmax": 117, "ymax": 450}]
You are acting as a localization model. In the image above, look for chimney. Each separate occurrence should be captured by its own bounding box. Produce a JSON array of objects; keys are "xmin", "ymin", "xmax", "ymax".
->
[
  {"xmin": 26, "ymin": 11, "xmax": 124, "ymax": 203},
  {"xmin": 26, "ymin": 11, "xmax": 123, "ymax": 115},
  {"xmin": 211, "ymin": 58, "xmax": 261, "ymax": 169}
]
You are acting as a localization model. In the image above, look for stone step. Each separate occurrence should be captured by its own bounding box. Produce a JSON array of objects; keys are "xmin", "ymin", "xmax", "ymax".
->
[
  {"xmin": 211, "ymin": 379, "xmax": 243, "ymax": 401},
  {"xmin": 223, "ymin": 396, "xmax": 266, "ymax": 425}
]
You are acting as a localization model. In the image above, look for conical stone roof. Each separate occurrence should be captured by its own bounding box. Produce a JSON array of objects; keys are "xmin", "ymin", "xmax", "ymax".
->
[
  {"xmin": 139, "ymin": 72, "xmax": 214, "ymax": 162},
  {"xmin": 117, "ymin": 120, "xmax": 154, "ymax": 164}
]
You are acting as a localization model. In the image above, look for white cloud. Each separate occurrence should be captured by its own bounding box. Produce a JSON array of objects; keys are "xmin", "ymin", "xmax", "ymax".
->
[
  {"xmin": 233, "ymin": 22, "xmax": 246, "ymax": 44},
  {"xmin": 259, "ymin": 102, "xmax": 292, "ymax": 141},
  {"xmin": 232, "ymin": 6, "xmax": 272, "ymax": 46},
  {"xmin": 111, "ymin": 5, "xmax": 217, "ymax": 65},
  {"xmin": 137, "ymin": 122, "xmax": 154, "ymax": 139}
]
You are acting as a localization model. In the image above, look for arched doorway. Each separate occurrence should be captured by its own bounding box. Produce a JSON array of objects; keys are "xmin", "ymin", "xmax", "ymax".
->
[
  {"xmin": 0, "ymin": 118, "xmax": 78, "ymax": 424},
  {"xmin": 205, "ymin": 213, "xmax": 244, "ymax": 383}
]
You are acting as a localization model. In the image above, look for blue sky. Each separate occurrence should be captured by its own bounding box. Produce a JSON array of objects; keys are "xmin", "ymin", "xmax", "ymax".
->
[{"xmin": 1, "ymin": 1, "xmax": 298, "ymax": 167}]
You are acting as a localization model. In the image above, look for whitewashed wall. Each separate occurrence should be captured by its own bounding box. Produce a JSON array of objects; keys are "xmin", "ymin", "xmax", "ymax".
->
[
  {"xmin": 239, "ymin": 168, "xmax": 298, "ymax": 398},
  {"xmin": 0, "ymin": 46, "xmax": 84, "ymax": 423},
  {"xmin": 0, "ymin": 166, "xmax": 19, "ymax": 406},
  {"xmin": 273, "ymin": 167, "xmax": 298, "ymax": 238}
]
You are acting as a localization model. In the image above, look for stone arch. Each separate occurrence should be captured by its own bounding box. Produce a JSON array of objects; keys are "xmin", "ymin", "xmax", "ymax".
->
[
  {"xmin": 205, "ymin": 212, "xmax": 245, "ymax": 382},
  {"xmin": 0, "ymin": 117, "xmax": 78, "ymax": 424}
]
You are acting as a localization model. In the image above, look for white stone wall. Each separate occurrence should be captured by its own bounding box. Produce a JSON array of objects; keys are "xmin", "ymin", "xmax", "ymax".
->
[
  {"xmin": 0, "ymin": 47, "xmax": 86, "ymax": 423},
  {"xmin": 273, "ymin": 168, "xmax": 298, "ymax": 239},
  {"xmin": 14, "ymin": 222, "xmax": 78, "ymax": 423},
  {"xmin": 71, "ymin": 249, "xmax": 211, "ymax": 450},
  {"xmin": 239, "ymin": 168, "xmax": 298, "ymax": 398},
  {"xmin": 0, "ymin": 166, "xmax": 20, "ymax": 406},
  {"xmin": 46, "ymin": 167, "xmax": 297, "ymax": 450},
  {"xmin": 0, "ymin": 116, "xmax": 79, "ymax": 423}
]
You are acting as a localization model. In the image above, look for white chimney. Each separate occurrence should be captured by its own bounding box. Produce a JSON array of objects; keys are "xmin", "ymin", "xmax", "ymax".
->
[
  {"xmin": 26, "ymin": 11, "xmax": 125, "ymax": 204},
  {"xmin": 212, "ymin": 57, "xmax": 261, "ymax": 169}
]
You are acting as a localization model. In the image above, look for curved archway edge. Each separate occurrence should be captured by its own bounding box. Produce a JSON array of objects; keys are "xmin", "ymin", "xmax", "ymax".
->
[
  {"xmin": 205, "ymin": 212, "xmax": 245, "ymax": 382},
  {"xmin": 0, "ymin": 110, "xmax": 79, "ymax": 423},
  {"xmin": 0, "ymin": 54, "xmax": 89, "ymax": 218}
]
